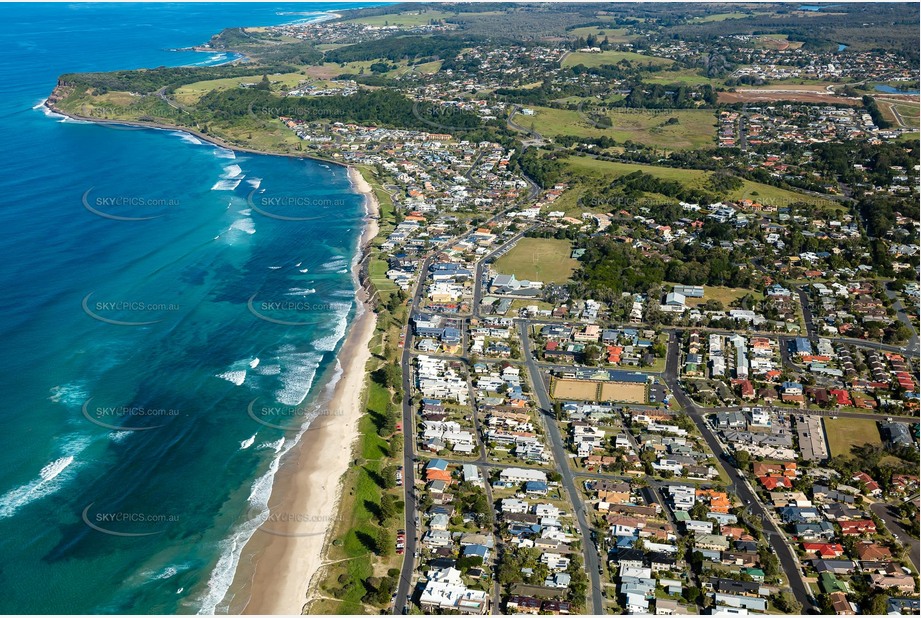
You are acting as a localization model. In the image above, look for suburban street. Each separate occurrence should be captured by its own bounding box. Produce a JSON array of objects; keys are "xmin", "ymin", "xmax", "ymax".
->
[
  {"xmin": 870, "ymin": 501, "xmax": 920, "ymax": 571},
  {"xmin": 662, "ymin": 332, "xmax": 818, "ymax": 613},
  {"xmin": 518, "ymin": 320, "xmax": 606, "ymax": 615}
]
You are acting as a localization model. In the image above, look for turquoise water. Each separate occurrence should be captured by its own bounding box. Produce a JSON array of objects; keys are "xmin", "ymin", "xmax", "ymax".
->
[{"xmin": 0, "ymin": 3, "xmax": 374, "ymax": 613}]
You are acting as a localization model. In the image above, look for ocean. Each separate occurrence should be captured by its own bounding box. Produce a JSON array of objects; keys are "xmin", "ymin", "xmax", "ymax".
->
[{"xmin": 0, "ymin": 3, "xmax": 373, "ymax": 613}]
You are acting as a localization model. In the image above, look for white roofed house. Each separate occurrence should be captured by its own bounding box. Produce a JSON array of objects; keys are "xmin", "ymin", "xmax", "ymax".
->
[
  {"xmin": 499, "ymin": 467, "xmax": 548, "ymax": 484},
  {"xmin": 419, "ymin": 566, "xmax": 489, "ymax": 614}
]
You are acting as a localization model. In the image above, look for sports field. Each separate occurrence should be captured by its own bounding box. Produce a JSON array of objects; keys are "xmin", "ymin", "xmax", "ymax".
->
[
  {"xmin": 599, "ymin": 381, "xmax": 647, "ymax": 404},
  {"xmin": 493, "ymin": 237, "xmax": 578, "ymax": 284},
  {"xmin": 551, "ymin": 378, "xmax": 647, "ymax": 403},
  {"xmin": 552, "ymin": 379, "xmax": 600, "ymax": 400}
]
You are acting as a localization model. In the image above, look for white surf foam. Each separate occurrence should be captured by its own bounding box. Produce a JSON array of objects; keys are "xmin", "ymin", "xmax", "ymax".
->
[
  {"xmin": 216, "ymin": 370, "xmax": 246, "ymax": 386},
  {"xmin": 195, "ymin": 453, "xmax": 280, "ymax": 614},
  {"xmin": 285, "ymin": 287, "xmax": 315, "ymax": 296},
  {"xmin": 312, "ymin": 311, "xmax": 349, "ymax": 353},
  {"xmin": 318, "ymin": 256, "xmax": 348, "ymax": 272},
  {"xmin": 0, "ymin": 432, "xmax": 90, "ymax": 519},
  {"xmin": 221, "ymin": 164, "xmax": 243, "ymax": 179},
  {"xmin": 274, "ymin": 350, "xmax": 323, "ymax": 406},
  {"xmin": 213, "ymin": 148, "xmax": 236, "ymax": 160},
  {"xmin": 240, "ymin": 434, "xmax": 256, "ymax": 450},
  {"xmin": 109, "ymin": 431, "xmax": 132, "ymax": 444},
  {"xmin": 249, "ymin": 358, "xmax": 260, "ymax": 369},
  {"xmin": 238, "ymin": 208, "xmax": 252, "ymax": 216},
  {"xmin": 257, "ymin": 438, "xmax": 285, "ymax": 453},
  {"xmin": 229, "ymin": 217, "xmax": 255, "ymax": 235},
  {"xmin": 253, "ymin": 364, "xmax": 281, "ymax": 376},
  {"xmin": 172, "ymin": 132, "xmax": 202, "ymax": 145},
  {"xmin": 211, "ymin": 179, "xmax": 242, "ymax": 191},
  {"xmin": 246, "ymin": 178, "xmax": 262, "ymax": 189},
  {"xmin": 298, "ymin": 268, "xmax": 309, "ymax": 273},
  {"xmin": 48, "ymin": 381, "xmax": 88, "ymax": 408}
]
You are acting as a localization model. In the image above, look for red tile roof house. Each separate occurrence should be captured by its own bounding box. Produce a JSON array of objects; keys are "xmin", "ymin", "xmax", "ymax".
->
[
  {"xmin": 856, "ymin": 542, "xmax": 892, "ymax": 561},
  {"xmin": 753, "ymin": 461, "xmax": 797, "ymax": 478},
  {"xmin": 803, "ymin": 543, "xmax": 845, "ymax": 559},
  {"xmin": 839, "ymin": 519, "xmax": 876, "ymax": 535},
  {"xmin": 829, "ymin": 389, "xmax": 852, "ymax": 406},
  {"xmin": 759, "ymin": 475, "xmax": 792, "ymax": 490},
  {"xmin": 891, "ymin": 474, "xmax": 919, "ymax": 494},
  {"xmin": 852, "ymin": 472, "xmax": 882, "ymax": 496}
]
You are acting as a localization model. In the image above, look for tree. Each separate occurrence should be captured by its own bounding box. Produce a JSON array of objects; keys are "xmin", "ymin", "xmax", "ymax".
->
[
  {"xmin": 690, "ymin": 500, "xmax": 709, "ymax": 520},
  {"xmin": 734, "ymin": 450, "xmax": 751, "ymax": 470},
  {"xmin": 379, "ymin": 493, "xmax": 398, "ymax": 523},
  {"xmin": 376, "ymin": 527, "xmax": 393, "ymax": 556},
  {"xmin": 771, "ymin": 592, "xmax": 801, "ymax": 614},
  {"xmin": 381, "ymin": 464, "xmax": 398, "ymax": 489},
  {"xmin": 866, "ymin": 593, "xmax": 889, "ymax": 615}
]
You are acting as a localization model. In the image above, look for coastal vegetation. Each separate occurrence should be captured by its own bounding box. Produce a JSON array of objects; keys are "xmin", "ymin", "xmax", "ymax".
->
[{"xmin": 307, "ymin": 165, "xmax": 408, "ymax": 614}]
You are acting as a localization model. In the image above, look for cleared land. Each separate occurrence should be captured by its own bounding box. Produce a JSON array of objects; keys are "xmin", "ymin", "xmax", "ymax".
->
[
  {"xmin": 878, "ymin": 99, "xmax": 921, "ymax": 128},
  {"xmin": 552, "ymin": 378, "xmax": 601, "ymax": 400},
  {"xmin": 562, "ymin": 50, "xmax": 673, "ymax": 69},
  {"xmin": 551, "ymin": 378, "xmax": 647, "ymax": 403},
  {"xmin": 599, "ymin": 381, "xmax": 647, "ymax": 404},
  {"xmin": 823, "ymin": 418, "xmax": 883, "ymax": 458},
  {"xmin": 754, "ymin": 34, "xmax": 805, "ymax": 50},
  {"xmin": 644, "ymin": 69, "xmax": 715, "ymax": 86},
  {"xmin": 563, "ymin": 156, "xmax": 840, "ymax": 210},
  {"xmin": 493, "ymin": 237, "xmax": 578, "ymax": 284},
  {"xmin": 678, "ymin": 285, "xmax": 763, "ymax": 308},
  {"xmin": 528, "ymin": 106, "xmax": 716, "ymax": 150}
]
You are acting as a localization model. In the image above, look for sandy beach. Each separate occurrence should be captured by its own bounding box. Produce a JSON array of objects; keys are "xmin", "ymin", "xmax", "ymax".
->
[{"xmin": 233, "ymin": 167, "xmax": 380, "ymax": 615}]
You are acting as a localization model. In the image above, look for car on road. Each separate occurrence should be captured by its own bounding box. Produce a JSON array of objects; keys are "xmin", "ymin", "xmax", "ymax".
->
[{"xmin": 396, "ymin": 466, "xmax": 403, "ymax": 486}]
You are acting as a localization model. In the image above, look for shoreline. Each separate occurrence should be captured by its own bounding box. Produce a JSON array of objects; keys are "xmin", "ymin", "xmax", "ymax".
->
[
  {"xmin": 45, "ymin": 93, "xmax": 387, "ymax": 617},
  {"xmin": 230, "ymin": 168, "xmax": 381, "ymax": 615}
]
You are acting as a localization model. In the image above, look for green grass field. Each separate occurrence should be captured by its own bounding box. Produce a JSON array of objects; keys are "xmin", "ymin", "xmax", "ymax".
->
[
  {"xmin": 174, "ymin": 71, "xmax": 308, "ymax": 105},
  {"xmin": 823, "ymin": 418, "xmax": 882, "ymax": 458},
  {"xmin": 674, "ymin": 285, "xmax": 763, "ymax": 308},
  {"xmin": 528, "ymin": 106, "xmax": 716, "ymax": 150},
  {"xmin": 563, "ymin": 156, "xmax": 840, "ymax": 210},
  {"xmin": 493, "ymin": 237, "xmax": 578, "ymax": 284},
  {"xmin": 562, "ymin": 49, "xmax": 673, "ymax": 69}
]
